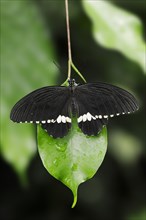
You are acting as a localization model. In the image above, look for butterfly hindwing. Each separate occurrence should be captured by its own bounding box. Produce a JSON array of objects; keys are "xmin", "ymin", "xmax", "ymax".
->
[
  {"xmin": 41, "ymin": 97, "xmax": 72, "ymax": 138},
  {"xmin": 78, "ymin": 118, "xmax": 108, "ymax": 136},
  {"xmin": 41, "ymin": 120, "xmax": 71, "ymax": 138}
]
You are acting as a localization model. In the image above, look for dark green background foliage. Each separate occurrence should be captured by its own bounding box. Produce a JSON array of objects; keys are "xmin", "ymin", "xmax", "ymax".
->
[{"xmin": 0, "ymin": 0, "xmax": 146, "ymax": 220}]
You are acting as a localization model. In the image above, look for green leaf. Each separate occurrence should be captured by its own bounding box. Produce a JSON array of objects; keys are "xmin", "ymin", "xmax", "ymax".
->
[
  {"xmin": 109, "ymin": 129, "xmax": 143, "ymax": 165},
  {"xmin": 126, "ymin": 208, "xmax": 146, "ymax": 220},
  {"xmin": 82, "ymin": 0, "xmax": 146, "ymax": 73},
  {"xmin": 38, "ymin": 119, "xmax": 107, "ymax": 207},
  {"xmin": 0, "ymin": 1, "xmax": 58, "ymax": 180}
]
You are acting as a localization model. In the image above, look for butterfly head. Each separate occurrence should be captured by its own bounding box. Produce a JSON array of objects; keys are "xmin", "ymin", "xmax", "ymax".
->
[{"xmin": 68, "ymin": 79, "xmax": 77, "ymax": 87}]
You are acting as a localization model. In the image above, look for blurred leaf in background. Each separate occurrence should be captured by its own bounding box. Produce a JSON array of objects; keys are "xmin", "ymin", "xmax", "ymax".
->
[
  {"xmin": 0, "ymin": 0, "xmax": 58, "ymax": 181},
  {"xmin": 82, "ymin": 0, "xmax": 146, "ymax": 73},
  {"xmin": 126, "ymin": 208, "xmax": 146, "ymax": 220},
  {"xmin": 109, "ymin": 129, "xmax": 143, "ymax": 165}
]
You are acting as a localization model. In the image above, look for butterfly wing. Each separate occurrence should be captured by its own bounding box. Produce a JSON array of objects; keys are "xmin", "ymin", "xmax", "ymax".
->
[
  {"xmin": 74, "ymin": 82, "xmax": 139, "ymax": 135},
  {"xmin": 10, "ymin": 86, "xmax": 72, "ymax": 138}
]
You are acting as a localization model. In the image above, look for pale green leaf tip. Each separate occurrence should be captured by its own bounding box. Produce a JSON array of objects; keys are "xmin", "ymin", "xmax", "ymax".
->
[
  {"xmin": 15, "ymin": 169, "xmax": 28, "ymax": 187},
  {"xmin": 71, "ymin": 188, "xmax": 78, "ymax": 208}
]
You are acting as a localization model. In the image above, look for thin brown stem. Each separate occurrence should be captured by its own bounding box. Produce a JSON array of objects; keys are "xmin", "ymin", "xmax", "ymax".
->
[{"xmin": 65, "ymin": 0, "xmax": 72, "ymax": 80}]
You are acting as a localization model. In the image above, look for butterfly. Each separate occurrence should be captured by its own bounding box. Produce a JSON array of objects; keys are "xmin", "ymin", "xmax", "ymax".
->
[{"xmin": 10, "ymin": 79, "xmax": 139, "ymax": 138}]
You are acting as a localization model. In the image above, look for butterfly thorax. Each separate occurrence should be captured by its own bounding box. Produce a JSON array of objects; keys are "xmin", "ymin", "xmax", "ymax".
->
[
  {"xmin": 68, "ymin": 78, "xmax": 78, "ymax": 88},
  {"xmin": 68, "ymin": 79, "xmax": 78, "ymax": 116}
]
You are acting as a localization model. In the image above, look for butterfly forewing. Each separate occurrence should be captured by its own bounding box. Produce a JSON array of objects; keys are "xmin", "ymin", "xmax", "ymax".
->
[
  {"xmin": 75, "ymin": 82, "xmax": 138, "ymax": 117},
  {"xmin": 10, "ymin": 86, "xmax": 69, "ymax": 122},
  {"xmin": 10, "ymin": 86, "xmax": 72, "ymax": 138},
  {"xmin": 74, "ymin": 82, "xmax": 138, "ymax": 135}
]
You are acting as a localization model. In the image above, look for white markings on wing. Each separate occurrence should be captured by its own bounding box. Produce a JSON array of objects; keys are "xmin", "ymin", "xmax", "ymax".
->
[
  {"xmin": 77, "ymin": 111, "xmax": 129, "ymax": 122},
  {"xmin": 66, "ymin": 117, "xmax": 71, "ymax": 123},
  {"xmin": 92, "ymin": 115, "xmax": 96, "ymax": 120},
  {"xmin": 17, "ymin": 110, "xmax": 130, "ymax": 125},
  {"xmin": 78, "ymin": 116, "xmax": 83, "ymax": 123},
  {"xmin": 17, "ymin": 111, "xmax": 129, "ymax": 125},
  {"xmin": 86, "ymin": 112, "xmax": 92, "ymax": 121},
  {"xmin": 78, "ymin": 112, "xmax": 106, "ymax": 123},
  {"xmin": 61, "ymin": 116, "xmax": 66, "ymax": 123},
  {"xmin": 18, "ymin": 116, "xmax": 72, "ymax": 124},
  {"xmin": 57, "ymin": 115, "xmax": 62, "ymax": 123},
  {"xmin": 40, "ymin": 115, "xmax": 72, "ymax": 124},
  {"xmin": 83, "ymin": 114, "xmax": 87, "ymax": 122}
]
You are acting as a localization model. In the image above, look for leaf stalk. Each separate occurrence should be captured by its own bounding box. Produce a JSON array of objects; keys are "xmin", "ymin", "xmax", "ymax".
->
[{"xmin": 65, "ymin": 0, "xmax": 86, "ymax": 84}]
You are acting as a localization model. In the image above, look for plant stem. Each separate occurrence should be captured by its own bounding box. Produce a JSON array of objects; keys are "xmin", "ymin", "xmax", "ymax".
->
[
  {"xmin": 65, "ymin": 0, "xmax": 72, "ymax": 80},
  {"xmin": 71, "ymin": 62, "xmax": 86, "ymax": 83},
  {"xmin": 64, "ymin": 0, "xmax": 86, "ymax": 85}
]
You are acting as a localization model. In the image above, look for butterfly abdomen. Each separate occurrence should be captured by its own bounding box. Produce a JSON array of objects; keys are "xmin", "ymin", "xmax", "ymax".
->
[{"xmin": 70, "ymin": 97, "xmax": 78, "ymax": 117}]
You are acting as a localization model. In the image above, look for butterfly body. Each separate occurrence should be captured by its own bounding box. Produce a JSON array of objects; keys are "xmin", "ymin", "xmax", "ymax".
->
[{"xmin": 10, "ymin": 79, "xmax": 139, "ymax": 138}]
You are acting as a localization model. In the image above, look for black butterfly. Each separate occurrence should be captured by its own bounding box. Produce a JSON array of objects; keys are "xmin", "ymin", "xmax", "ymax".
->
[{"xmin": 10, "ymin": 79, "xmax": 139, "ymax": 138}]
